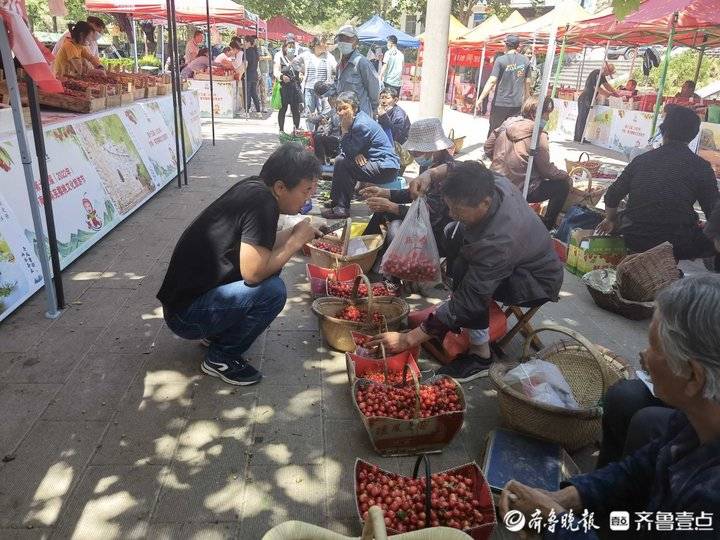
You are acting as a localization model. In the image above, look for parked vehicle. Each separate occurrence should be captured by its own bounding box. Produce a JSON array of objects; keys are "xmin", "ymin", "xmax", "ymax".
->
[{"xmin": 606, "ymin": 45, "xmax": 658, "ymax": 60}]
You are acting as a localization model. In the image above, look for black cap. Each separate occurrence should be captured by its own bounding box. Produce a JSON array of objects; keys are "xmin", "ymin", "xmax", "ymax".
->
[{"xmin": 505, "ymin": 34, "xmax": 520, "ymax": 48}]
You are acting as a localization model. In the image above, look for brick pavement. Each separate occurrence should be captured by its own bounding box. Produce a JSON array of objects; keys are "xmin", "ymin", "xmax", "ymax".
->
[{"xmin": 1, "ymin": 108, "xmax": 700, "ymax": 539}]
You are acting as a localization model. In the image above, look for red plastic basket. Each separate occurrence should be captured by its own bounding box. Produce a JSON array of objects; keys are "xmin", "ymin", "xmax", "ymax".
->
[
  {"xmin": 352, "ymin": 373, "xmax": 466, "ymax": 456},
  {"xmin": 354, "ymin": 457, "xmax": 497, "ymax": 539},
  {"xmin": 346, "ymin": 350, "xmax": 422, "ymax": 387},
  {"xmin": 305, "ymin": 263, "xmax": 363, "ymax": 298}
]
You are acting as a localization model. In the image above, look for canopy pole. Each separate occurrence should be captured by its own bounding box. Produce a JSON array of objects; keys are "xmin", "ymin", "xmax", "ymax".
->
[
  {"xmin": 25, "ymin": 72, "xmax": 64, "ymax": 310},
  {"xmin": 551, "ymin": 29, "xmax": 568, "ymax": 98},
  {"xmin": 205, "ymin": 10, "xmax": 216, "ymax": 145},
  {"xmin": 694, "ymin": 34, "xmax": 707, "ymax": 83},
  {"xmin": 650, "ymin": 14, "xmax": 677, "ymax": 138},
  {"xmin": 576, "ymin": 47, "xmax": 586, "ymax": 91},
  {"xmin": 473, "ymin": 43, "xmax": 487, "ymax": 117},
  {"xmin": 165, "ymin": 0, "xmax": 182, "ymax": 188},
  {"xmin": 0, "ymin": 19, "xmax": 59, "ymax": 319},
  {"xmin": 160, "ymin": 25, "xmax": 165, "ymax": 73},
  {"xmin": 443, "ymin": 49, "xmax": 451, "ymax": 107},
  {"xmin": 132, "ymin": 19, "xmax": 139, "ymax": 72},
  {"xmin": 522, "ymin": 22, "xmax": 558, "ymax": 200},
  {"xmin": 170, "ymin": 0, "xmax": 189, "ymax": 184}
]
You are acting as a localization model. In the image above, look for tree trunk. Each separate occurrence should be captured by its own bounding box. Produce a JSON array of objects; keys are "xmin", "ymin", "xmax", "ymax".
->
[{"xmin": 141, "ymin": 22, "xmax": 157, "ymax": 56}]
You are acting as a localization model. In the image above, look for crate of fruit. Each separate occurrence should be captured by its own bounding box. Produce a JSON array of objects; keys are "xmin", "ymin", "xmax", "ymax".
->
[
  {"xmin": 346, "ymin": 347, "xmax": 421, "ymax": 387},
  {"xmin": 353, "ymin": 368, "xmax": 466, "ymax": 456},
  {"xmin": 306, "ymin": 263, "xmax": 363, "ymax": 298},
  {"xmin": 312, "ymin": 276, "xmax": 408, "ymax": 352},
  {"xmin": 354, "ymin": 456, "xmax": 496, "ymax": 538}
]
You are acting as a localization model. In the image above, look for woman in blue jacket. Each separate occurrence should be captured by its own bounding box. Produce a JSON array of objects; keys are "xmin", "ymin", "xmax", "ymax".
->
[{"xmin": 322, "ymin": 91, "xmax": 400, "ymax": 220}]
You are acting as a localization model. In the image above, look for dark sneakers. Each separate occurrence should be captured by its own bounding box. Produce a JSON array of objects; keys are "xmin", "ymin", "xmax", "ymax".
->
[
  {"xmin": 437, "ymin": 354, "xmax": 493, "ymax": 383},
  {"xmin": 201, "ymin": 357, "xmax": 262, "ymax": 386},
  {"xmin": 321, "ymin": 207, "xmax": 350, "ymax": 219}
]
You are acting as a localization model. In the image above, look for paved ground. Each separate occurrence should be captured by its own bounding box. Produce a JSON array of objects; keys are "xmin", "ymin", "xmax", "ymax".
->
[{"xmin": 0, "ymin": 105, "xmax": 709, "ymax": 539}]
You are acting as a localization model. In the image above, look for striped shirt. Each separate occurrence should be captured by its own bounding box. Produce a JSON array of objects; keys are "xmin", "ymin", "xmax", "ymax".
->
[{"xmin": 300, "ymin": 51, "xmax": 336, "ymax": 90}]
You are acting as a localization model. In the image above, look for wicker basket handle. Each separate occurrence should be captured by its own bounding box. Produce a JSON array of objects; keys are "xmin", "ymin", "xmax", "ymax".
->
[
  {"xmin": 568, "ymin": 166, "xmax": 593, "ymax": 192},
  {"xmin": 361, "ymin": 505, "xmax": 389, "ymax": 540},
  {"xmin": 578, "ymin": 151, "xmax": 590, "ymax": 163},
  {"xmin": 351, "ymin": 274, "xmax": 374, "ymax": 311},
  {"xmin": 521, "ymin": 324, "xmax": 612, "ymax": 393},
  {"xmin": 379, "ymin": 342, "xmax": 390, "ymax": 385},
  {"xmin": 412, "ymin": 454, "xmax": 433, "ymax": 529},
  {"xmin": 448, "ymin": 128, "xmax": 455, "ymax": 140},
  {"xmin": 401, "ymin": 362, "xmax": 422, "ymax": 421}
]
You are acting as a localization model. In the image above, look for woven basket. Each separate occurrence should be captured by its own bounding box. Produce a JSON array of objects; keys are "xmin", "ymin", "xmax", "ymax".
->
[
  {"xmin": 307, "ymin": 233, "xmax": 384, "ymax": 274},
  {"xmin": 263, "ymin": 505, "xmax": 473, "ymax": 539},
  {"xmin": 489, "ymin": 325, "xmax": 632, "ymax": 451},
  {"xmin": 615, "ymin": 242, "xmax": 679, "ymax": 302},
  {"xmin": 565, "ymin": 151, "xmax": 602, "ymax": 175},
  {"xmin": 583, "ymin": 269, "xmax": 655, "ymax": 320},
  {"xmin": 448, "ymin": 129, "xmax": 465, "ymax": 154},
  {"xmin": 312, "ymin": 276, "xmax": 409, "ymax": 352},
  {"xmin": 562, "ymin": 166, "xmax": 607, "ymax": 211}
]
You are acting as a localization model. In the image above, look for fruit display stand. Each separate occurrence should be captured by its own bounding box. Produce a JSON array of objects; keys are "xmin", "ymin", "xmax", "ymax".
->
[
  {"xmin": 262, "ymin": 505, "xmax": 472, "ymax": 539},
  {"xmin": 312, "ymin": 276, "xmax": 409, "ymax": 352},
  {"xmin": 353, "ymin": 371, "xmax": 466, "ymax": 456},
  {"xmin": 354, "ymin": 457, "xmax": 496, "ymax": 539},
  {"xmin": 187, "ymin": 73, "xmax": 239, "ymax": 119},
  {"xmin": 0, "ymin": 70, "xmax": 107, "ymax": 114}
]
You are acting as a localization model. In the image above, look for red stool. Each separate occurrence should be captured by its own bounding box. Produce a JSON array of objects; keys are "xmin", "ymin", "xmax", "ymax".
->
[{"xmin": 408, "ymin": 302, "xmax": 508, "ymax": 365}]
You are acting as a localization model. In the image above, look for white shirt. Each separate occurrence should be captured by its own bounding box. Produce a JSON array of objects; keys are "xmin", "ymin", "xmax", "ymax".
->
[
  {"xmin": 52, "ymin": 30, "xmax": 99, "ymax": 58},
  {"xmin": 298, "ymin": 50, "xmax": 336, "ymax": 90}
]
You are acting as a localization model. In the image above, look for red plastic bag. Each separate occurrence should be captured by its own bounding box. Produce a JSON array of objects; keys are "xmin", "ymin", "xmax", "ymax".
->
[{"xmin": 380, "ymin": 196, "xmax": 441, "ymax": 282}]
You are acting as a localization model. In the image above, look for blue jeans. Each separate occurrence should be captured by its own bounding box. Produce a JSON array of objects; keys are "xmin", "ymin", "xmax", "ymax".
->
[
  {"xmin": 164, "ymin": 276, "xmax": 287, "ymax": 363},
  {"xmin": 304, "ymin": 88, "xmax": 319, "ymax": 130}
]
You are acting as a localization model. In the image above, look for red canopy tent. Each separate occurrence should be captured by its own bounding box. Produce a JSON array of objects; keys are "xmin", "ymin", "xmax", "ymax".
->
[
  {"xmin": 85, "ymin": 0, "xmax": 261, "ymax": 26},
  {"xmin": 265, "ymin": 15, "xmax": 315, "ymax": 43},
  {"xmin": 561, "ymin": 0, "xmax": 720, "ymax": 47}
]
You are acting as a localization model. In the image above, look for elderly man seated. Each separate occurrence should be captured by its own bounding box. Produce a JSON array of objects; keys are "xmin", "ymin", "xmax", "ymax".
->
[
  {"xmin": 369, "ymin": 161, "xmax": 563, "ymax": 382},
  {"xmin": 499, "ymin": 274, "xmax": 720, "ymax": 538},
  {"xmin": 597, "ymin": 105, "xmax": 719, "ymax": 269}
]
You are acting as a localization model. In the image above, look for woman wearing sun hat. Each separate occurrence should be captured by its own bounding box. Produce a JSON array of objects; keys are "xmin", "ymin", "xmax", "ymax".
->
[{"xmin": 360, "ymin": 118, "xmax": 456, "ymax": 251}]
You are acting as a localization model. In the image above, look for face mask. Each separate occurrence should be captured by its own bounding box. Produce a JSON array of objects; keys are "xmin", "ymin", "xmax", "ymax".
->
[
  {"xmin": 337, "ymin": 42, "xmax": 354, "ymax": 56},
  {"xmin": 286, "ymin": 48, "xmax": 295, "ymax": 58},
  {"xmin": 415, "ymin": 155, "xmax": 433, "ymax": 169}
]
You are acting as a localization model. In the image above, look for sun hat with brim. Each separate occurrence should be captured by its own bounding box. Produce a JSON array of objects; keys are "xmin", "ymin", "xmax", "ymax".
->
[{"xmin": 403, "ymin": 118, "xmax": 454, "ymax": 153}]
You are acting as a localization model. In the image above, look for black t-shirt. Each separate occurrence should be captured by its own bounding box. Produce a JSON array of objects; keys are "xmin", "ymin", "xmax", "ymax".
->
[
  {"xmin": 245, "ymin": 46, "xmax": 259, "ymax": 76},
  {"xmin": 157, "ymin": 177, "xmax": 278, "ymax": 312},
  {"xmin": 581, "ymin": 69, "xmax": 607, "ymax": 100}
]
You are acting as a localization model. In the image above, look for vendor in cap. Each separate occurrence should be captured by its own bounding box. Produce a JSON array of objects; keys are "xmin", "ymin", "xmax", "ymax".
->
[
  {"xmin": 597, "ymin": 104, "xmax": 719, "ymax": 268},
  {"xmin": 476, "ymin": 34, "xmax": 532, "ymax": 135},
  {"xmin": 333, "ymin": 25, "xmax": 380, "ymax": 117}
]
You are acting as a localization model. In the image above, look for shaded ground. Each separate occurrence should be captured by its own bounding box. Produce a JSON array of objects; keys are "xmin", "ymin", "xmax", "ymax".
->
[{"xmin": 0, "ymin": 108, "xmax": 709, "ymax": 539}]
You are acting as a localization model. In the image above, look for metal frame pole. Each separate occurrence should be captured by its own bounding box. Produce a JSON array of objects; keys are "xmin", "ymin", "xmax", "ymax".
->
[
  {"xmin": 576, "ymin": 47, "xmax": 586, "ymax": 91},
  {"xmin": 165, "ymin": 0, "xmax": 183, "ymax": 188},
  {"xmin": 25, "ymin": 72, "xmax": 64, "ymax": 310},
  {"xmin": 0, "ymin": 20, "xmax": 59, "ymax": 318},
  {"xmin": 205, "ymin": 3, "xmax": 216, "ymax": 144},
  {"xmin": 650, "ymin": 14, "xmax": 677, "ymax": 137},
  {"xmin": 694, "ymin": 34, "xmax": 707, "ymax": 83},
  {"xmin": 170, "ymin": 0, "xmax": 189, "ymax": 184},
  {"xmin": 522, "ymin": 22, "xmax": 558, "ymax": 200},
  {"xmin": 473, "ymin": 43, "xmax": 487, "ymax": 117},
  {"xmin": 551, "ymin": 30, "xmax": 568, "ymax": 98},
  {"xmin": 132, "ymin": 18, "xmax": 139, "ymax": 72},
  {"xmin": 160, "ymin": 25, "xmax": 165, "ymax": 73}
]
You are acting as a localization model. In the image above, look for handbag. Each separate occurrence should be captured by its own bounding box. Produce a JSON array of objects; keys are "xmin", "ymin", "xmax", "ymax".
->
[
  {"xmin": 271, "ymin": 80, "xmax": 282, "ymax": 110},
  {"xmin": 554, "ymin": 205, "xmax": 604, "ymax": 244}
]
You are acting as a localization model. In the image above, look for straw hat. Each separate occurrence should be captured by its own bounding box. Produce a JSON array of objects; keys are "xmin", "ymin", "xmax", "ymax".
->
[{"xmin": 403, "ymin": 118, "xmax": 454, "ymax": 153}]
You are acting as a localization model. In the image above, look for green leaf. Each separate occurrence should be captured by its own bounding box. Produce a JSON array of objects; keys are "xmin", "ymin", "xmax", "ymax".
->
[{"xmin": 612, "ymin": 0, "xmax": 642, "ymax": 21}]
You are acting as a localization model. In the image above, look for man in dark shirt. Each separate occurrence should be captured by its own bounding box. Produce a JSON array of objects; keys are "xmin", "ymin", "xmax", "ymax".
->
[
  {"xmin": 476, "ymin": 34, "xmax": 531, "ymax": 135},
  {"xmin": 243, "ymin": 36, "xmax": 261, "ymax": 113},
  {"xmin": 597, "ymin": 105, "xmax": 719, "ymax": 262},
  {"xmin": 157, "ymin": 143, "xmax": 321, "ymax": 385},
  {"xmin": 574, "ymin": 62, "xmax": 617, "ymax": 142}
]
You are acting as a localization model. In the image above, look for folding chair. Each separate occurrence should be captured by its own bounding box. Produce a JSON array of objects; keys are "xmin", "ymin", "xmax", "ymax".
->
[{"xmin": 493, "ymin": 303, "xmax": 546, "ymax": 357}]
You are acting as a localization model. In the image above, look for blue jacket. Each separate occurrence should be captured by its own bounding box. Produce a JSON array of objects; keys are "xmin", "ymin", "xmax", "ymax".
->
[
  {"xmin": 378, "ymin": 105, "xmax": 411, "ymax": 145},
  {"xmin": 336, "ymin": 50, "xmax": 380, "ymax": 117},
  {"xmin": 341, "ymin": 110, "xmax": 399, "ymax": 171},
  {"xmin": 546, "ymin": 411, "xmax": 720, "ymax": 539}
]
